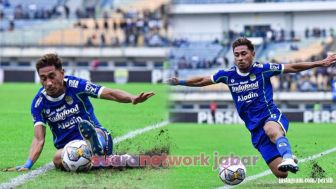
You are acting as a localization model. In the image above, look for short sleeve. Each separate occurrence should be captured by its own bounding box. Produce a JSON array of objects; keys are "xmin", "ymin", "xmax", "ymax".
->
[
  {"xmin": 211, "ymin": 70, "xmax": 229, "ymax": 84},
  {"xmin": 75, "ymin": 78, "xmax": 104, "ymax": 98},
  {"xmin": 262, "ymin": 63, "xmax": 284, "ymax": 78},
  {"xmin": 31, "ymin": 95, "xmax": 46, "ymax": 127}
]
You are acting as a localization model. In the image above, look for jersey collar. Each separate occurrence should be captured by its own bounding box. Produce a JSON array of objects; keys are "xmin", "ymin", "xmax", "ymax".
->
[
  {"xmin": 236, "ymin": 67, "xmax": 250, "ymax": 77},
  {"xmin": 42, "ymin": 90, "xmax": 65, "ymax": 102},
  {"xmin": 235, "ymin": 62, "xmax": 258, "ymax": 76}
]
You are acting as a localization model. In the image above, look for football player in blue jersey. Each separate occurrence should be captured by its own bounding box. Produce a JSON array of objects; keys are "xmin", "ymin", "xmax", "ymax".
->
[
  {"xmin": 11, "ymin": 53, "xmax": 154, "ymax": 171},
  {"xmin": 169, "ymin": 38, "xmax": 336, "ymax": 178}
]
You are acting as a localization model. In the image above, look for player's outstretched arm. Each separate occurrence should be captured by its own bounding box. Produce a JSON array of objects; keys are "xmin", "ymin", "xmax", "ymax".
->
[
  {"xmin": 284, "ymin": 53, "xmax": 336, "ymax": 73},
  {"xmin": 6, "ymin": 125, "xmax": 46, "ymax": 171},
  {"xmin": 168, "ymin": 76, "xmax": 213, "ymax": 87},
  {"xmin": 100, "ymin": 88, "xmax": 155, "ymax": 105}
]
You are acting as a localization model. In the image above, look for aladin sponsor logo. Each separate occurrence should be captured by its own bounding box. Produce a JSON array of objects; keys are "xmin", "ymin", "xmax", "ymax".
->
[
  {"xmin": 57, "ymin": 116, "xmax": 83, "ymax": 129},
  {"xmin": 237, "ymin": 92, "xmax": 259, "ymax": 102}
]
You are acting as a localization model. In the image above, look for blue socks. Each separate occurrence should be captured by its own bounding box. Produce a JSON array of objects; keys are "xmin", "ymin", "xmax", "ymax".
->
[{"xmin": 276, "ymin": 136, "xmax": 293, "ymax": 159}]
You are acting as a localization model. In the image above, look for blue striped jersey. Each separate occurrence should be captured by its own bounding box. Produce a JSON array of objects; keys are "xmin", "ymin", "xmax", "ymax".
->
[
  {"xmin": 211, "ymin": 63, "xmax": 284, "ymax": 131},
  {"xmin": 31, "ymin": 75, "xmax": 104, "ymax": 149}
]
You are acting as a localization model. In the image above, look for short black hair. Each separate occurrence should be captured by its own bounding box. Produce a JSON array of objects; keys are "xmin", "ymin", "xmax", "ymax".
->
[
  {"xmin": 36, "ymin": 53, "xmax": 63, "ymax": 72},
  {"xmin": 232, "ymin": 37, "xmax": 254, "ymax": 52}
]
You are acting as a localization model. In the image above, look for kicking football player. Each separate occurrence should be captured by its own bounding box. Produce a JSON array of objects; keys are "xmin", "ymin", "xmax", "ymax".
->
[
  {"xmin": 10, "ymin": 53, "xmax": 154, "ymax": 171},
  {"xmin": 168, "ymin": 38, "xmax": 336, "ymax": 178}
]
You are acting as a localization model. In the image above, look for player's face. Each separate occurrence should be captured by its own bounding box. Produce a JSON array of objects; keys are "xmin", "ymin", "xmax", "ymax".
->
[
  {"xmin": 38, "ymin": 65, "xmax": 65, "ymax": 97},
  {"xmin": 233, "ymin": 45, "xmax": 255, "ymax": 72}
]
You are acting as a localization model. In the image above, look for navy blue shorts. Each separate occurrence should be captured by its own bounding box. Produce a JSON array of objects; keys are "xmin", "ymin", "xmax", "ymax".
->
[{"xmin": 252, "ymin": 113, "xmax": 289, "ymax": 164}]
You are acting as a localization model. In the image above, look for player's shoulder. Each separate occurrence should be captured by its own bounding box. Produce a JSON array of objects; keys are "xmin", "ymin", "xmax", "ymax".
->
[
  {"xmin": 249, "ymin": 62, "xmax": 265, "ymax": 73},
  {"xmin": 252, "ymin": 62, "xmax": 265, "ymax": 69},
  {"xmin": 32, "ymin": 87, "xmax": 45, "ymax": 109},
  {"xmin": 212, "ymin": 67, "xmax": 235, "ymax": 82},
  {"xmin": 216, "ymin": 66, "xmax": 236, "ymax": 75},
  {"xmin": 225, "ymin": 66, "xmax": 236, "ymax": 72},
  {"xmin": 64, "ymin": 75, "xmax": 87, "ymax": 89}
]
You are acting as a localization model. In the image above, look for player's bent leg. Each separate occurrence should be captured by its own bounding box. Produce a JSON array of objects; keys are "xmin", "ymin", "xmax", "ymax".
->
[
  {"xmin": 78, "ymin": 120, "xmax": 104, "ymax": 155},
  {"xmin": 53, "ymin": 149, "xmax": 64, "ymax": 170},
  {"xmin": 268, "ymin": 157, "xmax": 288, "ymax": 178},
  {"xmin": 263, "ymin": 121, "xmax": 298, "ymax": 173}
]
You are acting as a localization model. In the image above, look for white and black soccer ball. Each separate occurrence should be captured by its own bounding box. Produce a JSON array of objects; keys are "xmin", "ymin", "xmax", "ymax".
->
[
  {"xmin": 219, "ymin": 157, "xmax": 246, "ymax": 185},
  {"xmin": 61, "ymin": 140, "xmax": 92, "ymax": 172}
]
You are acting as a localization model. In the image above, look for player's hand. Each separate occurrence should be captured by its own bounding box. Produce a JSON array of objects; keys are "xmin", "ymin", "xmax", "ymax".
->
[
  {"xmin": 3, "ymin": 165, "xmax": 29, "ymax": 172},
  {"xmin": 167, "ymin": 77, "xmax": 179, "ymax": 85},
  {"xmin": 4, "ymin": 159, "xmax": 33, "ymax": 172},
  {"xmin": 132, "ymin": 92, "xmax": 155, "ymax": 105},
  {"xmin": 321, "ymin": 53, "xmax": 336, "ymax": 67}
]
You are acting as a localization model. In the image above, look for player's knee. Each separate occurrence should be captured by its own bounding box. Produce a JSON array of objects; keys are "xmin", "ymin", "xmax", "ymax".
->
[
  {"xmin": 53, "ymin": 151, "xmax": 63, "ymax": 169},
  {"xmin": 264, "ymin": 126, "xmax": 282, "ymax": 142},
  {"xmin": 264, "ymin": 127, "xmax": 276, "ymax": 140},
  {"xmin": 53, "ymin": 156, "xmax": 63, "ymax": 169}
]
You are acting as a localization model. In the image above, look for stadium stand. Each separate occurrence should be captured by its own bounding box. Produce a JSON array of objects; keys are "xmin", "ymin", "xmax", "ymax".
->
[
  {"xmin": 0, "ymin": 19, "xmax": 74, "ymax": 46},
  {"xmin": 0, "ymin": 0, "xmax": 170, "ymax": 47},
  {"xmin": 170, "ymin": 41, "xmax": 225, "ymax": 69}
]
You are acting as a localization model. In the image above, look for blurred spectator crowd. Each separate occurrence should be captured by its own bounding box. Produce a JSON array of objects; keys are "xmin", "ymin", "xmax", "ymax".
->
[
  {"xmin": 0, "ymin": 0, "xmax": 69, "ymax": 20},
  {"xmin": 78, "ymin": 5, "xmax": 170, "ymax": 47},
  {"xmin": 274, "ymin": 59, "xmax": 336, "ymax": 92},
  {"xmin": 0, "ymin": 0, "xmax": 69, "ymax": 31}
]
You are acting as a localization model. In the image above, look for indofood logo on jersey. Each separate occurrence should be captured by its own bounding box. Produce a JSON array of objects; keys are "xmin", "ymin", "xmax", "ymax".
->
[
  {"xmin": 231, "ymin": 81, "xmax": 259, "ymax": 93},
  {"xmin": 49, "ymin": 104, "xmax": 80, "ymax": 122}
]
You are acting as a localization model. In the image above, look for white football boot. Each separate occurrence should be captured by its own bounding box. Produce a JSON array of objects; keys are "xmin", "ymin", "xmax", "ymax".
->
[{"xmin": 278, "ymin": 155, "xmax": 299, "ymax": 173}]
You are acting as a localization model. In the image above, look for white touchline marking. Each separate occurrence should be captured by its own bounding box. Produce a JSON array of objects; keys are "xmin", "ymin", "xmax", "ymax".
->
[
  {"xmin": 216, "ymin": 147, "xmax": 336, "ymax": 189},
  {"xmin": 0, "ymin": 120, "xmax": 170, "ymax": 189}
]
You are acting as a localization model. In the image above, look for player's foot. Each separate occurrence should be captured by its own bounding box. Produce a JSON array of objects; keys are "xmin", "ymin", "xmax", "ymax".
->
[
  {"xmin": 278, "ymin": 157, "xmax": 299, "ymax": 173},
  {"xmin": 78, "ymin": 120, "xmax": 104, "ymax": 156}
]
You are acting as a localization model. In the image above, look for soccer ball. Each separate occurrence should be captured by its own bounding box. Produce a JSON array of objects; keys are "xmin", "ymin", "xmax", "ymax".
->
[
  {"xmin": 218, "ymin": 157, "xmax": 246, "ymax": 185},
  {"xmin": 61, "ymin": 140, "xmax": 93, "ymax": 172}
]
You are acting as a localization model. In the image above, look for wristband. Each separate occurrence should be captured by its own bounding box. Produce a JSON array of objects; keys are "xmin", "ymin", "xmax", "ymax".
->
[
  {"xmin": 24, "ymin": 159, "xmax": 34, "ymax": 169},
  {"xmin": 178, "ymin": 80, "xmax": 186, "ymax": 85}
]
